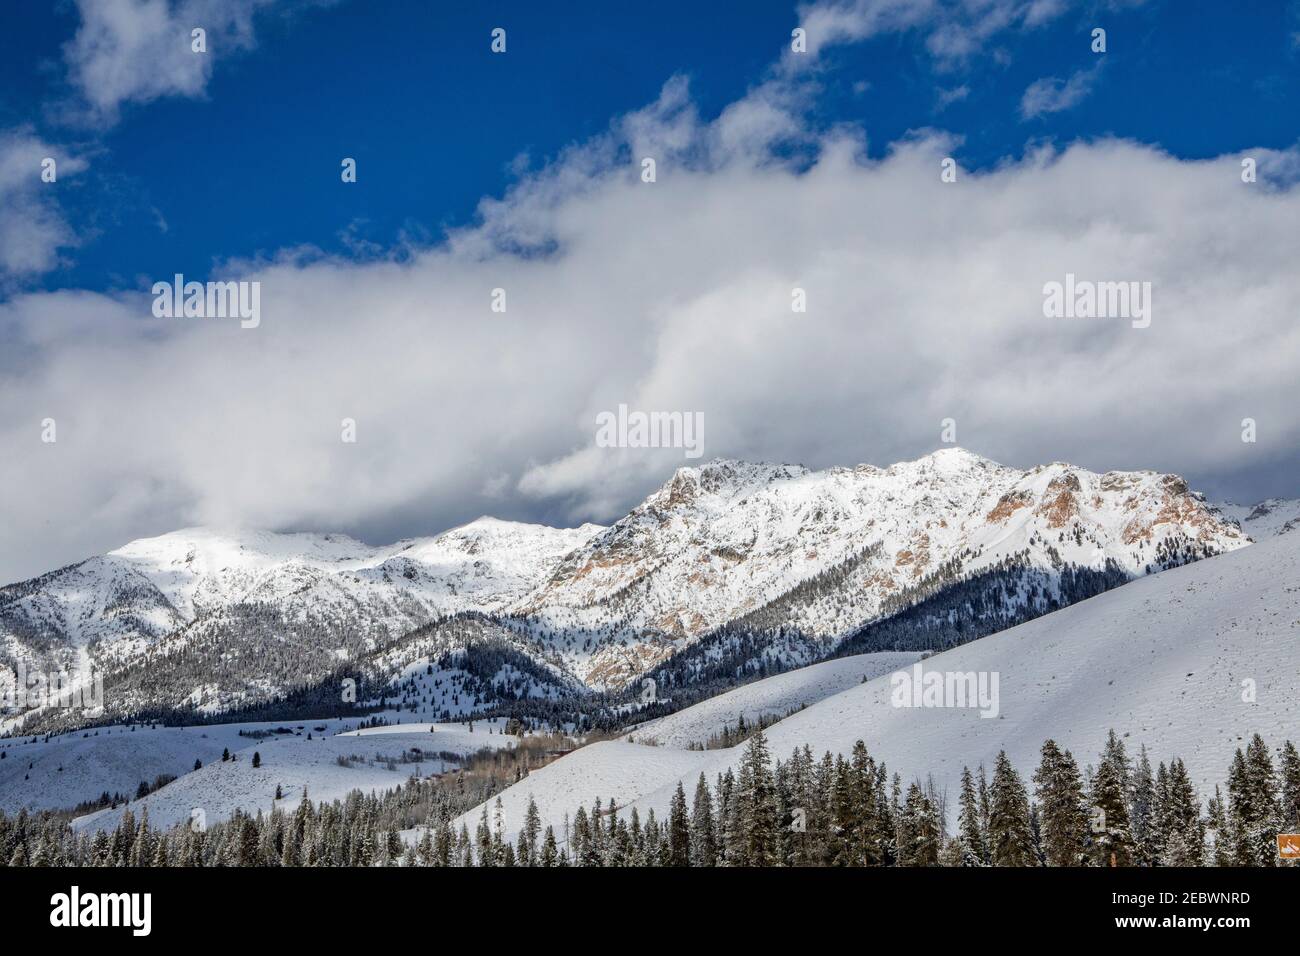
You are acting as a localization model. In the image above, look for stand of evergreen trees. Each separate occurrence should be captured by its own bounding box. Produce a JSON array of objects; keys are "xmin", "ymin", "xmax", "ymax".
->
[{"xmin": 2, "ymin": 728, "xmax": 1295, "ymax": 868}]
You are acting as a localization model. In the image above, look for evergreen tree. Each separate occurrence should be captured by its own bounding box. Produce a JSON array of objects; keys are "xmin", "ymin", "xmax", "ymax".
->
[
  {"xmin": 899, "ymin": 783, "xmax": 940, "ymax": 866},
  {"xmin": 1279, "ymin": 740, "xmax": 1300, "ymax": 834},
  {"xmin": 1033, "ymin": 740, "xmax": 1088, "ymax": 867},
  {"xmin": 1229, "ymin": 735, "xmax": 1280, "ymax": 867},
  {"xmin": 956, "ymin": 766, "xmax": 987, "ymax": 866},
  {"xmin": 1130, "ymin": 746, "xmax": 1157, "ymax": 866},
  {"xmin": 732, "ymin": 730, "xmax": 777, "ymax": 865},
  {"xmin": 1160, "ymin": 758, "xmax": 1204, "ymax": 866},
  {"xmin": 1090, "ymin": 733, "xmax": 1134, "ymax": 867},
  {"xmin": 689, "ymin": 774, "xmax": 717, "ymax": 867},
  {"xmin": 668, "ymin": 781, "xmax": 691, "ymax": 867},
  {"xmin": 519, "ymin": 796, "xmax": 541, "ymax": 867},
  {"xmin": 540, "ymin": 826, "xmax": 558, "ymax": 867},
  {"xmin": 987, "ymin": 751, "xmax": 1035, "ymax": 866}
]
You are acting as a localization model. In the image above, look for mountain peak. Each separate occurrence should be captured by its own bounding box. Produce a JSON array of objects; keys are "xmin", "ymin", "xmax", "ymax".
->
[{"xmin": 910, "ymin": 446, "xmax": 1002, "ymax": 471}]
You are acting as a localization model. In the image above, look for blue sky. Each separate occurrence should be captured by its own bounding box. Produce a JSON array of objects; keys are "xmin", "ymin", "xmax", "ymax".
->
[
  {"xmin": 1, "ymin": 0, "xmax": 1298, "ymax": 581},
  {"xmin": 4, "ymin": 0, "xmax": 1297, "ymax": 298}
]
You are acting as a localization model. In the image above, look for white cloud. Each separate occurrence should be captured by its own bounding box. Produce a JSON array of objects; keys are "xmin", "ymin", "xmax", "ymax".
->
[
  {"xmin": 0, "ymin": 130, "xmax": 88, "ymax": 283},
  {"xmin": 935, "ymin": 84, "xmax": 970, "ymax": 110},
  {"xmin": 1020, "ymin": 63, "xmax": 1102, "ymax": 118},
  {"xmin": 62, "ymin": 0, "xmax": 274, "ymax": 122},
  {"xmin": 3, "ymin": 73, "xmax": 1299, "ymax": 583},
  {"xmin": 792, "ymin": 0, "xmax": 1072, "ymax": 68}
]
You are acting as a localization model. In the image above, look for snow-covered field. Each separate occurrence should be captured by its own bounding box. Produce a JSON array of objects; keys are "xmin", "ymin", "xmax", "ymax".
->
[
  {"xmin": 459, "ymin": 530, "xmax": 1300, "ymax": 844},
  {"xmin": 629, "ymin": 651, "xmax": 922, "ymax": 748},
  {"xmin": 72, "ymin": 719, "xmax": 516, "ymax": 833},
  {"xmin": 0, "ymin": 718, "xmax": 348, "ymax": 814},
  {"xmin": 0, "ymin": 712, "xmax": 511, "ymax": 822}
]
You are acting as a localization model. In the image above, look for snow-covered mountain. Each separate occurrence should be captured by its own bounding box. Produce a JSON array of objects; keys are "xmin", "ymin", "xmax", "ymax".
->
[
  {"xmin": 519, "ymin": 449, "xmax": 1249, "ymax": 685},
  {"xmin": 0, "ymin": 449, "xmax": 1268, "ymax": 732},
  {"xmin": 1, "ymin": 520, "xmax": 602, "ymax": 731},
  {"xmin": 1213, "ymin": 498, "xmax": 1300, "ymax": 540},
  {"xmin": 449, "ymin": 527, "xmax": 1300, "ymax": 845}
]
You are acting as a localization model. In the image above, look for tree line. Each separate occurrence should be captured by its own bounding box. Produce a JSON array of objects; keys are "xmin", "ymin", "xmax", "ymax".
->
[{"xmin": 1, "ymin": 728, "xmax": 1295, "ymax": 867}]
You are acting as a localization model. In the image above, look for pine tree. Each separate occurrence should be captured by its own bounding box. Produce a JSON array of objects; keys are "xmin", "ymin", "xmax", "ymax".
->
[
  {"xmin": 1160, "ymin": 758, "xmax": 1204, "ymax": 866},
  {"xmin": 987, "ymin": 751, "xmax": 1035, "ymax": 866},
  {"xmin": 689, "ymin": 774, "xmax": 717, "ymax": 867},
  {"xmin": 540, "ymin": 826, "xmax": 558, "ymax": 867},
  {"xmin": 1130, "ymin": 746, "xmax": 1157, "ymax": 866},
  {"xmin": 475, "ymin": 804, "xmax": 494, "ymax": 867},
  {"xmin": 1205, "ymin": 785, "xmax": 1233, "ymax": 866},
  {"xmin": 733, "ymin": 730, "xmax": 777, "ymax": 865},
  {"xmin": 1279, "ymin": 740, "xmax": 1300, "ymax": 834},
  {"xmin": 1034, "ymin": 740, "xmax": 1088, "ymax": 867},
  {"xmin": 1229, "ymin": 735, "xmax": 1280, "ymax": 866},
  {"xmin": 668, "ymin": 781, "xmax": 690, "ymax": 867},
  {"xmin": 956, "ymin": 766, "xmax": 986, "ymax": 865},
  {"xmin": 520, "ymin": 796, "xmax": 541, "ymax": 867},
  {"xmin": 899, "ymin": 783, "xmax": 940, "ymax": 866},
  {"xmin": 1090, "ymin": 733, "xmax": 1134, "ymax": 867}
]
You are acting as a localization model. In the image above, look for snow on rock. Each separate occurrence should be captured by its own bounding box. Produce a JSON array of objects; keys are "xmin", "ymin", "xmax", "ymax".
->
[
  {"xmin": 1214, "ymin": 498, "xmax": 1300, "ymax": 539},
  {"xmin": 520, "ymin": 449, "xmax": 1250, "ymax": 687},
  {"xmin": 0, "ymin": 449, "xmax": 1272, "ymax": 729},
  {"xmin": 470, "ymin": 530, "xmax": 1300, "ymax": 843}
]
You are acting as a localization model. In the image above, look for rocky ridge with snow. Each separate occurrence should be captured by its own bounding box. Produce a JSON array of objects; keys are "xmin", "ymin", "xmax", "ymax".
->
[{"xmin": 1, "ymin": 449, "xmax": 1279, "ymax": 731}]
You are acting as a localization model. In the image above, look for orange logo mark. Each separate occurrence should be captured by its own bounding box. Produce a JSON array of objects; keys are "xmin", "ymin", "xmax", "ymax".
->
[{"xmin": 1278, "ymin": 834, "xmax": 1300, "ymax": 859}]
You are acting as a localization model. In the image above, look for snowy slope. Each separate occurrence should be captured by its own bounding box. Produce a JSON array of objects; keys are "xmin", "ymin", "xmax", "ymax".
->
[
  {"xmin": 1215, "ymin": 498, "xmax": 1300, "ymax": 539},
  {"xmin": 434, "ymin": 742, "xmax": 716, "ymax": 847},
  {"xmin": 467, "ymin": 530, "xmax": 1300, "ymax": 843},
  {"xmin": 72, "ymin": 720, "xmax": 516, "ymax": 833},
  {"xmin": 0, "ymin": 718, "xmax": 358, "ymax": 813},
  {"xmin": 628, "ymin": 651, "xmax": 922, "ymax": 749}
]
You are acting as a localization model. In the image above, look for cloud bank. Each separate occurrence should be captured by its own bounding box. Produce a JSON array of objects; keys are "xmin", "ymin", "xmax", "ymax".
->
[{"xmin": 2, "ymin": 67, "xmax": 1298, "ymax": 582}]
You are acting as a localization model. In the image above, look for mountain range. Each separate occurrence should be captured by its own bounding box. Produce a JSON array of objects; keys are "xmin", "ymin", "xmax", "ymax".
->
[{"xmin": 2, "ymin": 448, "xmax": 1292, "ymax": 735}]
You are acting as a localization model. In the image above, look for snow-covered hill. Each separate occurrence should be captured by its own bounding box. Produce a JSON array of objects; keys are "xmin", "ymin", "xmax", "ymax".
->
[
  {"xmin": 0, "ymin": 717, "xmax": 358, "ymax": 813},
  {"xmin": 71, "ymin": 720, "xmax": 516, "ymax": 833},
  {"xmin": 628, "ymin": 651, "xmax": 921, "ymax": 749},
  {"xmin": 0, "ymin": 449, "xmax": 1268, "ymax": 731},
  {"xmin": 459, "ymin": 528, "xmax": 1300, "ymax": 844}
]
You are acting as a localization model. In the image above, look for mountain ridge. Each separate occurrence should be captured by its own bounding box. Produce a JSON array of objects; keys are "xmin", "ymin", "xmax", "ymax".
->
[{"xmin": 2, "ymin": 448, "xmax": 1289, "ymax": 734}]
